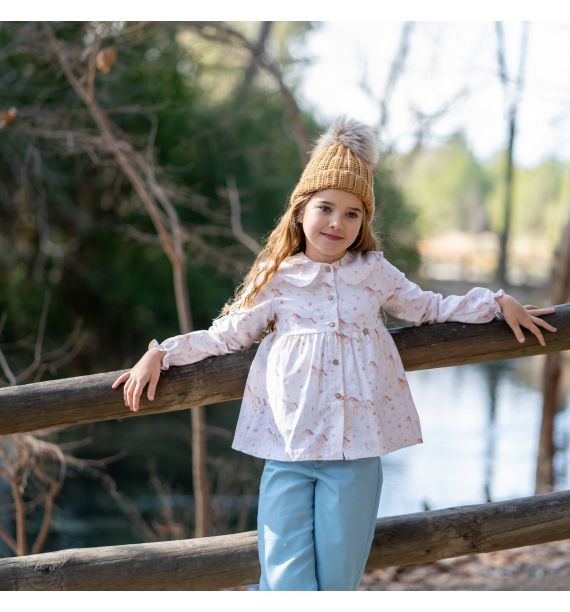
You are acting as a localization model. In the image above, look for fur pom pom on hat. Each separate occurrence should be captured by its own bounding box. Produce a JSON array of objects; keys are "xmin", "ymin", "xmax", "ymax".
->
[
  {"xmin": 290, "ymin": 115, "xmax": 379, "ymax": 216},
  {"xmin": 312, "ymin": 115, "xmax": 379, "ymax": 167}
]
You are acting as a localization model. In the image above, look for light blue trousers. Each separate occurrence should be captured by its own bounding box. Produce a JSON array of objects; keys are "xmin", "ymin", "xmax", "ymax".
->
[{"xmin": 257, "ymin": 456, "xmax": 383, "ymax": 591}]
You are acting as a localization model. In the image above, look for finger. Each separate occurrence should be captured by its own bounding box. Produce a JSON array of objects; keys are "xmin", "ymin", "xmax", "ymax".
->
[
  {"xmin": 128, "ymin": 380, "xmax": 139, "ymax": 412},
  {"xmin": 524, "ymin": 305, "xmax": 540, "ymax": 309},
  {"xmin": 528, "ymin": 312, "xmax": 557, "ymax": 321},
  {"xmin": 132, "ymin": 381, "xmax": 143, "ymax": 412},
  {"xmin": 509, "ymin": 322, "xmax": 526, "ymax": 343},
  {"xmin": 124, "ymin": 378, "xmax": 132, "ymax": 409},
  {"xmin": 525, "ymin": 322, "xmax": 546, "ymax": 347},
  {"xmin": 147, "ymin": 374, "xmax": 159, "ymax": 401},
  {"xmin": 529, "ymin": 316, "xmax": 558, "ymax": 333},
  {"xmin": 112, "ymin": 371, "xmax": 129, "ymax": 388},
  {"xmin": 525, "ymin": 306, "xmax": 556, "ymax": 313},
  {"xmin": 126, "ymin": 378, "xmax": 137, "ymax": 411}
]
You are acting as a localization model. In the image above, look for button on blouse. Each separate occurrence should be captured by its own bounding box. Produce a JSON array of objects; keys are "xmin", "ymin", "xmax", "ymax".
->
[{"xmin": 150, "ymin": 250, "xmax": 505, "ymax": 461}]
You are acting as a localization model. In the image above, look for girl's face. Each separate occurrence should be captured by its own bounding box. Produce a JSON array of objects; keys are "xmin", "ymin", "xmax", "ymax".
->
[{"xmin": 299, "ymin": 189, "xmax": 364, "ymax": 263}]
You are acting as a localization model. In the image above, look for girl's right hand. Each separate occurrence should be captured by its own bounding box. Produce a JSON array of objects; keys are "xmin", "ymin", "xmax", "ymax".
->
[{"xmin": 111, "ymin": 349, "xmax": 163, "ymax": 413}]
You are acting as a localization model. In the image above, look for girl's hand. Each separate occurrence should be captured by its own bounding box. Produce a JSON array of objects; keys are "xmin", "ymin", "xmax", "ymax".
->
[
  {"xmin": 496, "ymin": 294, "xmax": 557, "ymax": 347},
  {"xmin": 111, "ymin": 349, "xmax": 163, "ymax": 412}
]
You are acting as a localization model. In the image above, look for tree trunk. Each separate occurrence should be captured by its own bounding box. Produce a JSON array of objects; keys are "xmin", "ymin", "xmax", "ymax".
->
[
  {"xmin": 536, "ymin": 216, "xmax": 570, "ymax": 492},
  {"xmin": 494, "ymin": 23, "xmax": 529, "ymax": 286},
  {"xmin": 496, "ymin": 111, "xmax": 516, "ymax": 286},
  {"xmin": 172, "ymin": 258, "xmax": 210, "ymax": 537}
]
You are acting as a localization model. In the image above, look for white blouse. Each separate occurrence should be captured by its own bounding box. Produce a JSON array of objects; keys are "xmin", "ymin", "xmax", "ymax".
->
[{"xmin": 149, "ymin": 250, "xmax": 504, "ymax": 461}]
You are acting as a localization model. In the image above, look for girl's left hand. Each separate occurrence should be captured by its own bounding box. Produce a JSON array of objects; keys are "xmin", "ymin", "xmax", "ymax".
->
[{"xmin": 496, "ymin": 294, "xmax": 558, "ymax": 347}]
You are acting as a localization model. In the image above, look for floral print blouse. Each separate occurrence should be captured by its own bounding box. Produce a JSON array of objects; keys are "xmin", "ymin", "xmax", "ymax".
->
[{"xmin": 149, "ymin": 250, "xmax": 504, "ymax": 461}]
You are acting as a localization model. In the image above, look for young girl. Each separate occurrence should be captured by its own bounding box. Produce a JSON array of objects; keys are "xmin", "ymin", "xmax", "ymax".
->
[{"xmin": 111, "ymin": 116, "xmax": 558, "ymax": 591}]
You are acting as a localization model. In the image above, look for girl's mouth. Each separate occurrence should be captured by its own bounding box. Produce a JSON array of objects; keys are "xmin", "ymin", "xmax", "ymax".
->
[{"xmin": 321, "ymin": 232, "xmax": 343, "ymax": 241}]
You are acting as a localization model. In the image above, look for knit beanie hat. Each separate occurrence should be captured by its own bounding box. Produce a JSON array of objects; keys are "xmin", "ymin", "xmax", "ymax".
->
[{"xmin": 290, "ymin": 115, "xmax": 379, "ymax": 217}]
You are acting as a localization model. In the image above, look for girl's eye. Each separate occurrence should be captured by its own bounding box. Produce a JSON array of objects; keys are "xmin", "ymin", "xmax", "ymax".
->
[{"xmin": 318, "ymin": 206, "xmax": 359, "ymax": 219}]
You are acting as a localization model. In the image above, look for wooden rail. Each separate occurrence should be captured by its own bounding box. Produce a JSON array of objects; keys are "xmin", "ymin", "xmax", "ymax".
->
[
  {"xmin": 0, "ymin": 489, "xmax": 569, "ymax": 590},
  {"xmin": 0, "ymin": 304, "xmax": 567, "ymax": 435},
  {"xmin": 0, "ymin": 304, "xmax": 569, "ymax": 590}
]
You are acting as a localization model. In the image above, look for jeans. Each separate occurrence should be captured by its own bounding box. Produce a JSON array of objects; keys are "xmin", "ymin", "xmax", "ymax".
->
[{"xmin": 257, "ymin": 456, "xmax": 383, "ymax": 590}]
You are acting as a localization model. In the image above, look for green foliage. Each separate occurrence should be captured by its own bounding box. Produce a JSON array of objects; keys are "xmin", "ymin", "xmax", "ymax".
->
[
  {"xmin": 375, "ymin": 160, "xmax": 422, "ymax": 273},
  {"xmin": 1, "ymin": 22, "xmax": 417, "ymax": 381},
  {"xmin": 2, "ymin": 22, "xmax": 565, "ymax": 380},
  {"xmin": 393, "ymin": 131, "xmax": 570, "ymax": 256},
  {"xmin": 486, "ymin": 154, "xmax": 569, "ymax": 246},
  {"xmin": 396, "ymin": 132, "xmax": 493, "ymax": 236}
]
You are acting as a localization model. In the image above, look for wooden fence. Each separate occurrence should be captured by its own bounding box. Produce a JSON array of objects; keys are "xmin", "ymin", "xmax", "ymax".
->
[{"xmin": 0, "ymin": 304, "xmax": 569, "ymax": 589}]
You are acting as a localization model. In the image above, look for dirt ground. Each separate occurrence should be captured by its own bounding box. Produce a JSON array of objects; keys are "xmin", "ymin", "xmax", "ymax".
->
[
  {"xmin": 224, "ymin": 539, "xmax": 570, "ymax": 591},
  {"xmin": 359, "ymin": 539, "xmax": 570, "ymax": 591}
]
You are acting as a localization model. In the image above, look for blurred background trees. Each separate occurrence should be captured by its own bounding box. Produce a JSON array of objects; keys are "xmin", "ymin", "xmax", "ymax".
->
[
  {"xmin": 1, "ymin": 21, "xmax": 568, "ymax": 556},
  {"xmin": 0, "ymin": 20, "xmax": 416, "ymax": 553}
]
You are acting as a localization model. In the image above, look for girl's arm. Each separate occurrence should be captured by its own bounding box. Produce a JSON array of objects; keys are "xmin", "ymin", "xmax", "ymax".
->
[
  {"xmin": 147, "ymin": 283, "xmax": 274, "ymax": 371},
  {"xmin": 379, "ymin": 254, "xmax": 557, "ymax": 346},
  {"xmin": 112, "ymin": 282, "xmax": 274, "ymax": 412}
]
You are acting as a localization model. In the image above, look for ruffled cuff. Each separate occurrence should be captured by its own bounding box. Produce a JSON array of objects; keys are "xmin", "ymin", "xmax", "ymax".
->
[
  {"xmin": 493, "ymin": 288, "xmax": 505, "ymax": 318},
  {"xmin": 148, "ymin": 338, "xmax": 170, "ymax": 371}
]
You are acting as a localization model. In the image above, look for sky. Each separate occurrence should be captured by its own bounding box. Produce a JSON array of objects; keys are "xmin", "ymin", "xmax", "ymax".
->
[{"xmin": 295, "ymin": 21, "xmax": 570, "ymax": 168}]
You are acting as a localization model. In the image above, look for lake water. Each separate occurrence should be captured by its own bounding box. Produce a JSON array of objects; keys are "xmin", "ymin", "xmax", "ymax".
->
[
  {"xmin": 1, "ymin": 356, "xmax": 569, "ymax": 556},
  {"xmin": 378, "ymin": 357, "xmax": 570, "ymax": 518}
]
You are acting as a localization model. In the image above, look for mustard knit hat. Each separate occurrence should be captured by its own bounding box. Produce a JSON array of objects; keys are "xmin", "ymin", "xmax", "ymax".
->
[{"xmin": 290, "ymin": 115, "xmax": 379, "ymax": 216}]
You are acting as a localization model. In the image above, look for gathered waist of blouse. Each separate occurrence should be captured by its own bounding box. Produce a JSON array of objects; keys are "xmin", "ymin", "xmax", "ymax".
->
[{"xmin": 270, "ymin": 320, "xmax": 385, "ymax": 338}]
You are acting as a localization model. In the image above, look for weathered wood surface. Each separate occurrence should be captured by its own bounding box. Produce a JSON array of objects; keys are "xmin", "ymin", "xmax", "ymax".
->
[
  {"xmin": 0, "ymin": 489, "xmax": 569, "ymax": 590},
  {"xmin": 0, "ymin": 304, "xmax": 567, "ymax": 436}
]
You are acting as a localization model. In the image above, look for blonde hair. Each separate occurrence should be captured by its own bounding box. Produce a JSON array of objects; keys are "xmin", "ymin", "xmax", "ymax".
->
[{"xmin": 218, "ymin": 189, "xmax": 383, "ymax": 337}]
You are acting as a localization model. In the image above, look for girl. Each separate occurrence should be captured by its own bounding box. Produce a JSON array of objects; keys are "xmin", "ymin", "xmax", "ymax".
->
[{"xmin": 111, "ymin": 116, "xmax": 558, "ymax": 591}]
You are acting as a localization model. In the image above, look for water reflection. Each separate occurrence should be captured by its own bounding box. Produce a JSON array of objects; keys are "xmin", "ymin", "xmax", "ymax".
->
[{"xmin": 378, "ymin": 358, "xmax": 570, "ymax": 519}]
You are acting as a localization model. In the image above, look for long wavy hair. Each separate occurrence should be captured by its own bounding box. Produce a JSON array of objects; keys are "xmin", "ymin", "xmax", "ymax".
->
[{"xmin": 217, "ymin": 189, "xmax": 383, "ymax": 336}]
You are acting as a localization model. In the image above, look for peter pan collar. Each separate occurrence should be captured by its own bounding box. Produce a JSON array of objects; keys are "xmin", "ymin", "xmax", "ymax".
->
[{"xmin": 277, "ymin": 249, "xmax": 377, "ymax": 287}]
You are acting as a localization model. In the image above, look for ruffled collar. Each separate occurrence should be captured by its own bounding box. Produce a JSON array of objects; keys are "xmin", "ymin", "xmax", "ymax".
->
[{"xmin": 277, "ymin": 249, "xmax": 376, "ymax": 287}]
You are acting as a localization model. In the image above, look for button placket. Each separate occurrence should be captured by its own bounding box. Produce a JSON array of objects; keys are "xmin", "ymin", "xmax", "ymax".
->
[
  {"xmin": 324, "ymin": 264, "xmax": 343, "ymax": 405},
  {"xmin": 324, "ymin": 262, "xmax": 339, "ymax": 331}
]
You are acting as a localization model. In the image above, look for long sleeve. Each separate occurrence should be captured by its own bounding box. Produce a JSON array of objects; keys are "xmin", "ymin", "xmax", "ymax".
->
[
  {"xmin": 149, "ymin": 282, "xmax": 274, "ymax": 371},
  {"xmin": 379, "ymin": 253, "xmax": 504, "ymax": 326}
]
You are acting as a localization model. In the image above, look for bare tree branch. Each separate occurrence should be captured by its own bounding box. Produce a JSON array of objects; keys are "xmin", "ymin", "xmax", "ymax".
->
[
  {"xmin": 183, "ymin": 22, "xmax": 309, "ymax": 165},
  {"xmin": 41, "ymin": 21, "xmax": 218, "ymax": 536},
  {"xmin": 378, "ymin": 22, "xmax": 415, "ymax": 140},
  {"xmin": 29, "ymin": 461, "xmax": 62, "ymax": 555},
  {"xmin": 225, "ymin": 176, "xmax": 262, "ymax": 255},
  {"xmin": 239, "ymin": 21, "xmax": 273, "ymax": 91}
]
